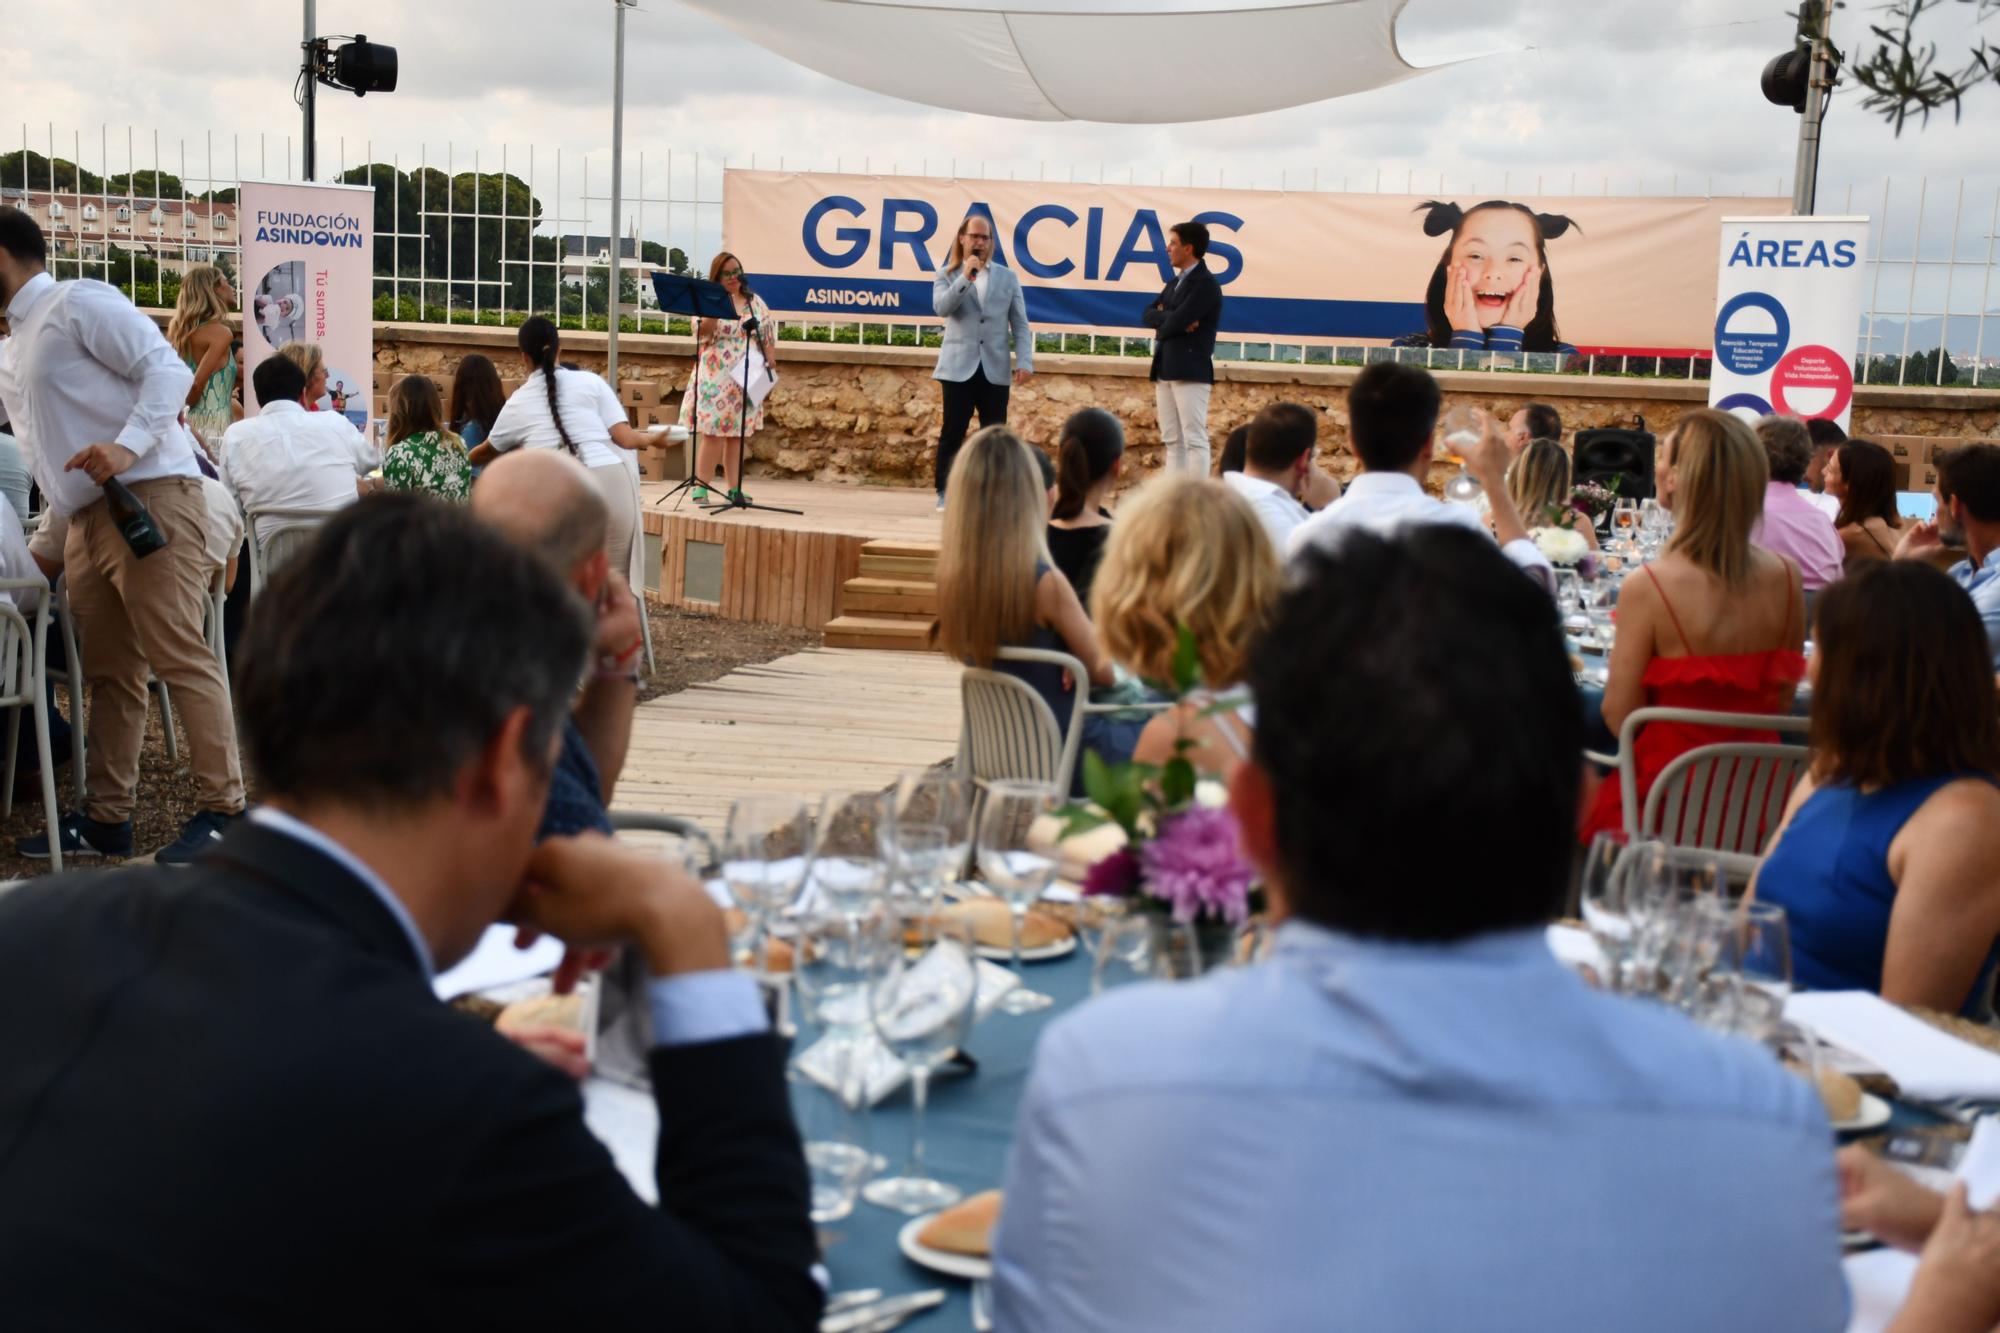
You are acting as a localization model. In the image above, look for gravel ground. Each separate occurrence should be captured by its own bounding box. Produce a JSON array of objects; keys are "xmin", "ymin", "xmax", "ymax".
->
[{"xmin": 0, "ymin": 599, "xmax": 819, "ymax": 882}]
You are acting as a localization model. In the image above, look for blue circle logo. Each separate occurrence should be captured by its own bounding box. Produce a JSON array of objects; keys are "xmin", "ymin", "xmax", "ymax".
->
[
  {"xmin": 1714, "ymin": 292, "xmax": 1791, "ymax": 376},
  {"xmin": 1713, "ymin": 391, "xmax": 1774, "ymax": 420}
]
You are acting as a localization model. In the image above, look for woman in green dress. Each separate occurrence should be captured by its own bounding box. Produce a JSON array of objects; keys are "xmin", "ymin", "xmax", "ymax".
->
[
  {"xmin": 382, "ymin": 376, "xmax": 473, "ymax": 503},
  {"xmin": 167, "ymin": 264, "xmax": 237, "ymax": 460}
]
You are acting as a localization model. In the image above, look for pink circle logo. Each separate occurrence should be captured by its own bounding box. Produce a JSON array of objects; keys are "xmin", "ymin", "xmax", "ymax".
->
[{"xmin": 1769, "ymin": 344, "xmax": 1854, "ymax": 421}]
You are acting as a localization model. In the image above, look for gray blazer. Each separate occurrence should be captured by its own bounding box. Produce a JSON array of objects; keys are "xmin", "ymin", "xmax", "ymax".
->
[{"xmin": 931, "ymin": 262, "xmax": 1034, "ymax": 384}]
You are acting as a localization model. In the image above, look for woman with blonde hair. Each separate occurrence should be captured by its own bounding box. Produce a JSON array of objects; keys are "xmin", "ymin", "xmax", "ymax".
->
[
  {"xmin": 168, "ymin": 264, "xmax": 236, "ymax": 452},
  {"xmin": 1505, "ymin": 437, "xmax": 1597, "ymax": 549},
  {"xmin": 933, "ymin": 425, "xmax": 1140, "ymax": 787},
  {"xmin": 1094, "ymin": 475, "xmax": 1282, "ymax": 776},
  {"xmin": 381, "ymin": 376, "xmax": 472, "ymax": 502},
  {"xmin": 277, "ymin": 340, "xmax": 329, "ymax": 410},
  {"xmin": 1579, "ymin": 408, "xmax": 1806, "ymax": 840}
]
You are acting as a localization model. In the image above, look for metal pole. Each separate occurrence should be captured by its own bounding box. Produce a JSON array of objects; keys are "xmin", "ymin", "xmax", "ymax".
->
[
  {"xmin": 608, "ymin": 0, "xmax": 630, "ymax": 381},
  {"xmin": 302, "ymin": 0, "xmax": 317, "ymax": 180},
  {"xmin": 1792, "ymin": 1, "xmax": 1833, "ymax": 214}
]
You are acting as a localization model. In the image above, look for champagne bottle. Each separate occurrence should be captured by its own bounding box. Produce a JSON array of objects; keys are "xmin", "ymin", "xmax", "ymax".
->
[{"xmin": 103, "ymin": 478, "xmax": 167, "ymax": 558}]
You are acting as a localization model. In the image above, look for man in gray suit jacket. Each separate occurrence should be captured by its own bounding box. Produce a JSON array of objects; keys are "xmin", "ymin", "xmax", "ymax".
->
[{"xmin": 931, "ymin": 214, "xmax": 1033, "ymax": 506}]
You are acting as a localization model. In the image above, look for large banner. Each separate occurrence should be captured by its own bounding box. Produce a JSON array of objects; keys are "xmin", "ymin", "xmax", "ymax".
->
[
  {"xmin": 238, "ymin": 180, "xmax": 374, "ymax": 428},
  {"xmin": 723, "ymin": 170, "xmax": 1790, "ymax": 355},
  {"xmin": 1708, "ymin": 215, "xmax": 1870, "ymax": 430}
]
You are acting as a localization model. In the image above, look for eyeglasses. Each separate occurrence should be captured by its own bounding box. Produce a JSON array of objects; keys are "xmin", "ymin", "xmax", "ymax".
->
[{"xmin": 719, "ymin": 267, "xmax": 743, "ymax": 278}]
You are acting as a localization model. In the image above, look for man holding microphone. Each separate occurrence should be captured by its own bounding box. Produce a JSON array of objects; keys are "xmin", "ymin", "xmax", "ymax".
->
[{"xmin": 930, "ymin": 214, "xmax": 1032, "ymax": 508}]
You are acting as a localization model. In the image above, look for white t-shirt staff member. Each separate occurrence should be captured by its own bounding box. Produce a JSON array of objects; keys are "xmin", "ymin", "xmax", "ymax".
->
[{"xmin": 0, "ymin": 204, "xmax": 245, "ymax": 864}]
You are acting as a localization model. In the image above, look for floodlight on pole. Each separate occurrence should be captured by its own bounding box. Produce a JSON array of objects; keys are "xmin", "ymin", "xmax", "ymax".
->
[
  {"xmin": 298, "ymin": 0, "xmax": 398, "ymax": 180},
  {"xmin": 1762, "ymin": 0, "xmax": 1836, "ymax": 215}
]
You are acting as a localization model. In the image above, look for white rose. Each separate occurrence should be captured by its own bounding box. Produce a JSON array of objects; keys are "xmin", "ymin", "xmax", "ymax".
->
[
  {"xmin": 1194, "ymin": 779, "xmax": 1229, "ymax": 810},
  {"xmin": 1530, "ymin": 525, "xmax": 1590, "ymax": 566}
]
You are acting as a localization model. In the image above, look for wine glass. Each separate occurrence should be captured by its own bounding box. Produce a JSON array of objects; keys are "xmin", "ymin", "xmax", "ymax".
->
[
  {"xmin": 797, "ymin": 1036, "xmax": 873, "ymax": 1224},
  {"xmin": 1577, "ymin": 831, "xmax": 1635, "ymax": 991},
  {"xmin": 884, "ymin": 822, "xmax": 952, "ymax": 912},
  {"xmin": 976, "ymin": 779, "xmax": 1062, "ymax": 1015},
  {"xmin": 1612, "ymin": 499, "xmax": 1641, "ymax": 557},
  {"xmin": 1092, "ymin": 913, "xmax": 1155, "ymax": 995},
  {"xmin": 810, "ymin": 790, "xmax": 889, "ymax": 923},
  {"xmin": 1724, "ymin": 901, "xmax": 1793, "ymax": 1042},
  {"xmin": 1625, "ymin": 842, "xmax": 1723, "ymax": 998},
  {"xmin": 862, "ymin": 912, "xmax": 979, "ymax": 1214},
  {"xmin": 721, "ymin": 796, "xmax": 812, "ymax": 973},
  {"xmin": 1440, "ymin": 404, "xmax": 1483, "ymax": 504},
  {"xmin": 885, "ymin": 770, "xmax": 974, "ymax": 885}
]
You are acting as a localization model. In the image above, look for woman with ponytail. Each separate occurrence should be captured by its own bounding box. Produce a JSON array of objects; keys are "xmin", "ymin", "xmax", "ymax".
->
[
  {"xmin": 471, "ymin": 315, "xmax": 663, "ymax": 579},
  {"xmin": 1045, "ymin": 407, "xmax": 1124, "ymax": 610}
]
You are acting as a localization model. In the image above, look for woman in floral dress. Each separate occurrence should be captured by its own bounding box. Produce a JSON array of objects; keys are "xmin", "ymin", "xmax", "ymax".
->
[
  {"xmin": 689, "ymin": 251, "xmax": 777, "ymax": 502},
  {"xmin": 381, "ymin": 376, "xmax": 473, "ymax": 503}
]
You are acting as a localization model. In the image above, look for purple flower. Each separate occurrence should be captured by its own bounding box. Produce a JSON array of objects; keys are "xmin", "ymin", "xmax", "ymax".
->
[
  {"xmin": 1081, "ymin": 846, "xmax": 1141, "ymax": 898},
  {"xmin": 1137, "ymin": 807, "xmax": 1257, "ymax": 924}
]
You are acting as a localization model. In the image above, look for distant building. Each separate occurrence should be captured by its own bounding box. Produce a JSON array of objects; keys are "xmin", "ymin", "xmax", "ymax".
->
[{"xmin": 0, "ymin": 187, "xmax": 238, "ymax": 275}]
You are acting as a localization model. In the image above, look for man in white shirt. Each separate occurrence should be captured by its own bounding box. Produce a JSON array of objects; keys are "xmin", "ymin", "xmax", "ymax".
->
[
  {"xmin": 220, "ymin": 353, "xmax": 375, "ymax": 543},
  {"xmin": 1222, "ymin": 402, "xmax": 1330, "ymax": 551},
  {"xmin": 1289, "ymin": 361, "xmax": 1553, "ymax": 589},
  {"xmin": 0, "ymin": 206, "xmax": 245, "ymax": 864}
]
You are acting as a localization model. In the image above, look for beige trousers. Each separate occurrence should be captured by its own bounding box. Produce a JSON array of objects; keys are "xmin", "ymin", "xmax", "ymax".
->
[
  {"xmin": 65, "ymin": 475, "xmax": 244, "ymax": 822},
  {"xmin": 587, "ymin": 461, "xmax": 641, "ymax": 584}
]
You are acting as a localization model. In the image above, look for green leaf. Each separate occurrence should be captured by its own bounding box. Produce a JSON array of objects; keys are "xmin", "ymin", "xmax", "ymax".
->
[
  {"xmin": 1159, "ymin": 755, "xmax": 1197, "ymax": 809},
  {"xmin": 1170, "ymin": 624, "xmax": 1202, "ymax": 696},
  {"xmin": 1081, "ymin": 752, "xmax": 1148, "ymax": 833},
  {"xmin": 1053, "ymin": 805, "xmax": 1111, "ymax": 839}
]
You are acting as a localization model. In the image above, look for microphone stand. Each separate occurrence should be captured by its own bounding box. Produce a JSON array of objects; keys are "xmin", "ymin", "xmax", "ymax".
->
[{"xmin": 698, "ymin": 312, "xmax": 799, "ymax": 518}]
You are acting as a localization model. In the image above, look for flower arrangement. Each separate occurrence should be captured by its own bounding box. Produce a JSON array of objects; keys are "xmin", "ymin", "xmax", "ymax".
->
[
  {"xmin": 1529, "ymin": 525, "xmax": 1591, "ymax": 567},
  {"xmin": 1059, "ymin": 628, "xmax": 1261, "ymax": 926},
  {"xmin": 1566, "ymin": 478, "xmax": 1622, "ymax": 523}
]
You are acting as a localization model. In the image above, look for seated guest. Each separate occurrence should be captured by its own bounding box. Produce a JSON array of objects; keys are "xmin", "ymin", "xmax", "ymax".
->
[
  {"xmin": 1825, "ymin": 437, "xmax": 1905, "ymax": 570},
  {"xmin": 1505, "ymin": 436, "xmax": 1598, "ymax": 549},
  {"xmin": 1217, "ymin": 423, "xmax": 1249, "ymax": 475},
  {"xmin": 1804, "ymin": 417, "xmax": 1846, "ymax": 517},
  {"xmin": 993, "ymin": 526, "xmax": 1845, "ymax": 1331},
  {"xmin": 1837, "ymin": 1147, "xmax": 2000, "ymax": 1333},
  {"xmin": 1046, "ymin": 407, "xmax": 1123, "ymax": 608},
  {"xmin": 1755, "ymin": 561, "xmax": 2000, "ymax": 1016},
  {"xmin": 1222, "ymin": 402, "xmax": 1328, "ymax": 551},
  {"xmin": 1581, "ymin": 409, "xmax": 1805, "ymax": 841},
  {"xmin": 1030, "ymin": 443, "xmax": 1057, "ymax": 516},
  {"xmin": 198, "ymin": 474, "xmax": 243, "ymax": 595},
  {"xmin": 1505, "ymin": 400, "xmax": 1562, "ymax": 457},
  {"xmin": 472, "ymin": 450, "xmax": 644, "ymax": 840},
  {"xmin": 1288, "ymin": 362, "xmax": 1552, "ymax": 587},
  {"xmin": 0, "ymin": 428, "xmax": 30, "ymax": 521},
  {"xmin": 1896, "ymin": 443, "xmax": 2000, "ymax": 670},
  {"xmin": 220, "ymin": 354, "xmax": 376, "ymax": 544},
  {"xmin": 448, "ymin": 351, "xmax": 507, "ymax": 450},
  {"xmin": 382, "ymin": 374, "xmax": 473, "ymax": 503},
  {"xmin": 1751, "ymin": 413, "xmax": 1844, "ymax": 593},
  {"xmin": 0, "ymin": 496, "xmax": 819, "ymax": 1327},
  {"xmin": 277, "ymin": 339, "xmax": 331, "ymax": 411},
  {"xmin": 1094, "ymin": 476, "xmax": 1279, "ymax": 776},
  {"xmin": 934, "ymin": 426, "xmax": 1142, "ymax": 786}
]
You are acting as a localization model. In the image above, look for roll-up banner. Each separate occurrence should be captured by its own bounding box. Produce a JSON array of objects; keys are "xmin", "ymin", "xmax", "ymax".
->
[
  {"xmin": 1708, "ymin": 215, "xmax": 1870, "ymax": 430},
  {"xmin": 722, "ymin": 169, "xmax": 1790, "ymax": 355},
  {"xmin": 238, "ymin": 179, "xmax": 375, "ymax": 429}
]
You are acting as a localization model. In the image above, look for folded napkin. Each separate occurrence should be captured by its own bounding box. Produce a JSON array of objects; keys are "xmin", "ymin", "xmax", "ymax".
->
[{"xmin": 1786, "ymin": 991, "xmax": 2000, "ymax": 1102}]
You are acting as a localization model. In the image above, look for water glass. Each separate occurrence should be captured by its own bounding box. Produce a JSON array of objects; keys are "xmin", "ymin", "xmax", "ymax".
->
[
  {"xmin": 1577, "ymin": 832, "xmax": 1635, "ymax": 990},
  {"xmin": 1092, "ymin": 914, "xmax": 1155, "ymax": 995},
  {"xmin": 1625, "ymin": 841, "xmax": 1722, "ymax": 997},
  {"xmin": 722, "ymin": 796, "xmax": 812, "ymax": 973},
  {"xmin": 884, "ymin": 822, "xmax": 953, "ymax": 912},
  {"xmin": 976, "ymin": 779, "xmax": 1063, "ymax": 1016},
  {"xmin": 885, "ymin": 770, "xmax": 974, "ymax": 884},
  {"xmin": 798, "ymin": 1038, "xmax": 872, "ymax": 1224},
  {"xmin": 1725, "ymin": 901, "xmax": 1793, "ymax": 1042},
  {"xmin": 810, "ymin": 790, "xmax": 889, "ymax": 922},
  {"xmin": 862, "ymin": 913, "xmax": 979, "ymax": 1214}
]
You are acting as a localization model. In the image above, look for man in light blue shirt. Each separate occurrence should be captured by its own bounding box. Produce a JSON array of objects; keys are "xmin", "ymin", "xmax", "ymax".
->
[
  {"xmin": 994, "ymin": 525, "xmax": 1847, "ymax": 1332},
  {"xmin": 1896, "ymin": 442, "xmax": 2000, "ymax": 670}
]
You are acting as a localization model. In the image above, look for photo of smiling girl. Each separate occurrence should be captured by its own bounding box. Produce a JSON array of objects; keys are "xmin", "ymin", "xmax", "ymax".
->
[{"xmin": 1393, "ymin": 199, "xmax": 1579, "ymax": 355}]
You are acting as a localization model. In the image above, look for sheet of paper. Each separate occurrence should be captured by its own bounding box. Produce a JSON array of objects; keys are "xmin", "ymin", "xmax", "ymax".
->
[
  {"xmin": 1787, "ymin": 991, "xmax": 2000, "ymax": 1101},
  {"xmin": 1843, "ymin": 1249, "xmax": 1920, "ymax": 1333},
  {"xmin": 582, "ymin": 1077, "xmax": 659, "ymax": 1204},
  {"xmin": 432, "ymin": 924, "xmax": 564, "ymax": 1000}
]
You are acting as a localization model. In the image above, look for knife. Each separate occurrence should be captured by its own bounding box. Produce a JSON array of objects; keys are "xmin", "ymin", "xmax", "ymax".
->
[{"xmin": 820, "ymin": 1288, "xmax": 946, "ymax": 1333}]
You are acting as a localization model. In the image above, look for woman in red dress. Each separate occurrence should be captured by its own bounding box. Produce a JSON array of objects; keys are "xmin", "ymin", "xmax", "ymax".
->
[{"xmin": 1580, "ymin": 409, "xmax": 1807, "ymax": 841}]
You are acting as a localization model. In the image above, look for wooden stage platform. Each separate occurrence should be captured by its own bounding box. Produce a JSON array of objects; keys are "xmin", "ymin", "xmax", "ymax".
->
[
  {"xmin": 614, "ymin": 648, "xmax": 965, "ymax": 832},
  {"xmin": 639, "ymin": 479, "xmax": 941, "ymax": 638}
]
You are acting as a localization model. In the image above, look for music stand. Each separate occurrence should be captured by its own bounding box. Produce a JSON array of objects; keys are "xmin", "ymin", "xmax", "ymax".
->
[{"xmin": 651, "ymin": 272, "xmax": 799, "ymax": 517}]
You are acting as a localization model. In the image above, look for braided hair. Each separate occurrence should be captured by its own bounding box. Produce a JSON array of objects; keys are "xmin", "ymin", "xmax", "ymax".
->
[{"xmin": 518, "ymin": 315, "xmax": 578, "ymax": 457}]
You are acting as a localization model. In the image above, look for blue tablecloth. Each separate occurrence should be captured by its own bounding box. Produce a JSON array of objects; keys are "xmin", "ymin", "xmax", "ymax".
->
[{"xmin": 797, "ymin": 949, "xmax": 1094, "ymax": 1328}]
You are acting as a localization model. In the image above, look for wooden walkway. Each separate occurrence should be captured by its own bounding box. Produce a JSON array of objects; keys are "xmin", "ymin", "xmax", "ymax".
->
[{"xmin": 614, "ymin": 647, "xmax": 964, "ymax": 833}]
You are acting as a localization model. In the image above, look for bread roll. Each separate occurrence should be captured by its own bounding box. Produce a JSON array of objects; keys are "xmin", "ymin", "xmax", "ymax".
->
[
  {"xmin": 496, "ymin": 991, "xmax": 584, "ymax": 1035},
  {"xmin": 919, "ymin": 1189, "xmax": 1003, "ymax": 1257},
  {"xmin": 943, "ymin": 898, "xmax": 1072, "ymax": 950}
]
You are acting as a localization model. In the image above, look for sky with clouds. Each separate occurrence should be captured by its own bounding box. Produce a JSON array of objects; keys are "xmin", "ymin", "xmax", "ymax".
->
[{"xmin": 6, "ymin": 0, "xmax": 1998, "ymax": 271}]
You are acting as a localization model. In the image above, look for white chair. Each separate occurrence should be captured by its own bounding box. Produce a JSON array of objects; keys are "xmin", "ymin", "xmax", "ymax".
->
[
  {"xmin": 50, "ymin": 576, "xmax": 85, "ymax": 806},
  {"xmin": 956, "ymin": 646, "xmax": 1172, "ymax": 799},
  {"xmin": 245, "ymin": 506, "xmax": 342, "ymax": 597},
  {"xmin": 0, "ymin": 580, "xmax": 67, "ymax": 871},
  {"xmin": 1593, "ymin": 705, "xmax": 1811, "ymax": 881},
  {"xmin": 148, "ymin": 571, "xmax": 230, "ymax": 769}
]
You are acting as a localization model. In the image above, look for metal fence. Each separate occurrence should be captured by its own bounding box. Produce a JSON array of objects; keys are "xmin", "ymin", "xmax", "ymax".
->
[{"xmin": 8, "ymin": 124, "xmax": 1997, "ymax": 387}]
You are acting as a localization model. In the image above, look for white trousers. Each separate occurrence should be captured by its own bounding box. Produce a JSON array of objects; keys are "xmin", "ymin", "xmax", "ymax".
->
[{"xmin": 1156, "ymin": 380, "xmax": 1213, "ymax": 476}]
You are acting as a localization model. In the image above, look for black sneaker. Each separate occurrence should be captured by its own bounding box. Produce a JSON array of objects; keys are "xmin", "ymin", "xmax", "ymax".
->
[
  {"xmin": 18, "ymin": 812, "xmax": 134, "ymax": 860},
  {"xmin": 156, "ymin": 809, "xmax": 241, "ymax": 867}
]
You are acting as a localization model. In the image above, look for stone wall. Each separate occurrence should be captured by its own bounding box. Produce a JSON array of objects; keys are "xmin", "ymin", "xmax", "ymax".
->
[{"xmin": 367, "ymin": 322, "xmax": 2000, "ymax": 490}]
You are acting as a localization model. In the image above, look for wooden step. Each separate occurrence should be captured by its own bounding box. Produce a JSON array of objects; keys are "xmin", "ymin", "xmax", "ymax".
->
[
  {"xmin": 823, "ymin": 615, "xmax": 937, "ymax": 652},
  {"xmin": 861, "ymin": 540, "xmax": 942, "ymax": 560},
  {"xmin": 839, "ymin": 576, "xmax": 939, "ymax": 618},
  {"xmin": 859, "ymin": 553, "xmax": 938, "ymax": 578}
]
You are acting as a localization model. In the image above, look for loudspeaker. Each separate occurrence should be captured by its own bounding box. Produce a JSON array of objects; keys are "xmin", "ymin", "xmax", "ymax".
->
[{"xmin": 1574, "ymin": 422, "xmax": 1656, "ymax": 502}]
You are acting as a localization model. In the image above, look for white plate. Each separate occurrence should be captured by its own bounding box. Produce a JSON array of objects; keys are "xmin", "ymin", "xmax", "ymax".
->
[
  {"xmin": 1834, "ymin": 1091, "xmax": 1893, "ymax": 1134},
  {"xmin": 976, "ymin": 934, "xmax": 1078, "ymax": 963},
  {"xmin": 897, "ymin": 1213, "xmax": 993, "ymax": 1281}
]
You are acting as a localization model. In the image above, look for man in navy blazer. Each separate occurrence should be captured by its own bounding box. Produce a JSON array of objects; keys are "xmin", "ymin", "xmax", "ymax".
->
[
  {"xmin": 931, "ymin": 213, "xmax": 1033, "ymax": 506},
  {"xmin": 1144, "ymin": 220, "xmax": 1224, "ymax": 476}
]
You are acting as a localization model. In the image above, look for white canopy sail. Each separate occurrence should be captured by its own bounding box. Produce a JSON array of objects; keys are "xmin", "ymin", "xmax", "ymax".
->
[{"xmin": 677, "ymin": 0, "xmax": 1432, "ymax": 123}]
